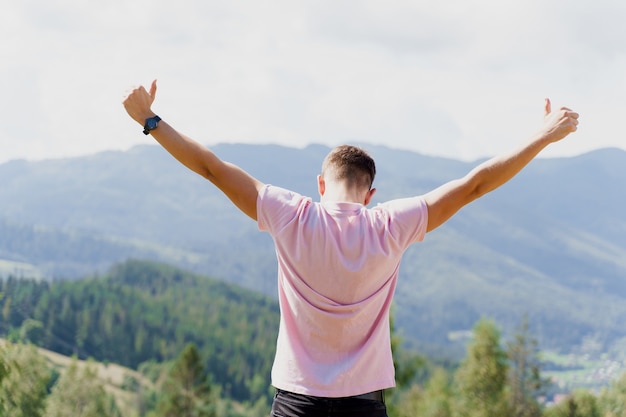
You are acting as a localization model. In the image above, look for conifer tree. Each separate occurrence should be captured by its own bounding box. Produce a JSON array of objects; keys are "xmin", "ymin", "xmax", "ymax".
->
[
  {"xmin": 506, "ymin": 316, "xmax": 545, "ymax": 417},
  {"xmin": 453, "ymin": 318, "xmax": 509, "ymax": 417},
  {"xmin": 156, "ymin": 343, "xmax": 215, "ymax": 417}
]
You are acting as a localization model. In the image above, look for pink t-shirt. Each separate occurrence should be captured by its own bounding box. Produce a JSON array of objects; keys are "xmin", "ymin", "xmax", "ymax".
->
[{"xmin": 257, "ymin": 184, "xmax": 428, "ymax": 398}]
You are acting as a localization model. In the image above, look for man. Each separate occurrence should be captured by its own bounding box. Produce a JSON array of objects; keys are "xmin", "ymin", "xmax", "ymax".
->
[{"xmin": 123, "ymin": 80, "xmax": 579, "ymax": 417}]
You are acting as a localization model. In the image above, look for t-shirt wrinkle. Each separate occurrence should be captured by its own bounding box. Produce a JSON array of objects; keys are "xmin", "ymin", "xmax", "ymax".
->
[{"xmin": 257, "ymin": 184, "xmax": 428, "ymax": 398}]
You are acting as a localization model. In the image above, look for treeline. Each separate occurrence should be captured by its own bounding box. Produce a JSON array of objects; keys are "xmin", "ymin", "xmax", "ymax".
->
[
  {"xmin": 3, "ymin": 319, "xmax": 625, "ymax": 417},
  {"xmin": 0, "ymin": 259, "xmax": 280, "ymax": 401}
]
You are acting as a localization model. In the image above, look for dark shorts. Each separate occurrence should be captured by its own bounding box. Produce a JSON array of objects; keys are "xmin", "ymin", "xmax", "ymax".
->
[{"xmin": 271, "ymin": 388, "xmax": 388, "ymax": 417}]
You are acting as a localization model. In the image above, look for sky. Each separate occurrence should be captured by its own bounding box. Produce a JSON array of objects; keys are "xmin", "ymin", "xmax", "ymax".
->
[{"xmin": 1, "ymin": 0, "xmax": 625, "ymax": 165}]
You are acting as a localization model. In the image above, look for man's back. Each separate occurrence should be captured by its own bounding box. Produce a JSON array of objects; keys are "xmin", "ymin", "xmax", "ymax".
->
[{"xmin": 257, "ymin": 184, "xmax": 428, "ymax": 397}]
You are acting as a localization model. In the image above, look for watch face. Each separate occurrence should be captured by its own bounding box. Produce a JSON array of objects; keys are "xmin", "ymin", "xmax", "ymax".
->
[{"xmin": 147, "ymin": 119, "xmax": 158, "ymax": 129}]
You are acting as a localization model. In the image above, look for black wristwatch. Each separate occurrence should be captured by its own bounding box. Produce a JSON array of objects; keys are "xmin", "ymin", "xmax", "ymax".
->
[{"xmin": 143, "ymin": 115, "xmax": 161, "ymax": 135}]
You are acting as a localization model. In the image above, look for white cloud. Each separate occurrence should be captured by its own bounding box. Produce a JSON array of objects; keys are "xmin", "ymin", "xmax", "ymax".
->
[{"xmin": 0, "ymin": 0, "xmax": 624, "ymax": 165}]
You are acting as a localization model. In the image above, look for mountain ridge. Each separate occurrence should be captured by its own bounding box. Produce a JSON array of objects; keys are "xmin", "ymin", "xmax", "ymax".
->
[{"xmin": 1, "ymin": 143, "xmax": 625, "ymax": 354}]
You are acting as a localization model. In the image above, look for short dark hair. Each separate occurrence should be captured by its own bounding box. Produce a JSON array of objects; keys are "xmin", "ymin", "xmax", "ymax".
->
[{"xmin": 321, "ymin": 145, "xmax": 376, "ymax": 190}]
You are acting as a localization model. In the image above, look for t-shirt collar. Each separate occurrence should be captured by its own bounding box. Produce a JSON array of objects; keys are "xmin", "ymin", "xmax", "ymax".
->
[{"xmin": 321, "ymin": 201, "xmax": 364, "ymax": 216}]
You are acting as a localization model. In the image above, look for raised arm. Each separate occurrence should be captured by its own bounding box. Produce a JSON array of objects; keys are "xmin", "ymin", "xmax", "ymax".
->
[
  {"xmin": 424, "ymin": 99, "xmax": 579, "ymax": 233},
  {"xmin": 122, "ymin": 80, "xmax": 265, "ymax": 221}
]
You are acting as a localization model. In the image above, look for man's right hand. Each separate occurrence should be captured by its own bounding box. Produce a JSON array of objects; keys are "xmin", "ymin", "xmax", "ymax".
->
[{"xmin": 123, "ymin": 80, "xmax": 158, "ymax": 126}]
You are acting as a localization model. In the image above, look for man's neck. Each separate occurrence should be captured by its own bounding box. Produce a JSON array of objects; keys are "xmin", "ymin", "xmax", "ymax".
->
[{"xmin": 321, "ymin": 187, "xmax": 366, "ymax": 205}]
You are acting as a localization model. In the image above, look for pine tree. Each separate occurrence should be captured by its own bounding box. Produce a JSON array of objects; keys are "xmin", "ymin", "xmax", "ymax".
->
[
  {"xmin": 506, "ymin": 316, "xmax": 545, "ymax": 417},
  {"xmin": 453, "ymin": 318, "xmax": 509, "ymax": 417},
  {"xmin": 156, "ymin": 343, "xmax": 216, "ymax": 417}
]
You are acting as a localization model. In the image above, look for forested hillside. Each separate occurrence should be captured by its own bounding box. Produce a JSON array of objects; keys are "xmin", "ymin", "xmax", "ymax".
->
[
  {"xmin": 0, "ymin": 259, "xmax": 279, "ymax": 401},
  {"xmin": 1, "ymin": 144, "xmax": 626, "ymax": 355},
  {"xmin": 3, "ymin": 298, "xmax": 626, "ymax": 417},
  {"xmin": 1, "ymin": 258, "xmax": 625, "ymax": 417}
]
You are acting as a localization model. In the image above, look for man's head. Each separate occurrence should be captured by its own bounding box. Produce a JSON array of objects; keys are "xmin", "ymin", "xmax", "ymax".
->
[{"xmin": 318, "ymin": 145, "xmax": 377, "ymax": 204}]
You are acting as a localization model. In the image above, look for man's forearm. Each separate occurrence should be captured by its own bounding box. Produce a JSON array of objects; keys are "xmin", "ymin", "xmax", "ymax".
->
[
  {"xmin": 149, "ymin": 120, "xmax": 218, "ymax": 180},
  {"xmin": 467, "ymin": 133, "xmax": 551, "ymax": 199}
]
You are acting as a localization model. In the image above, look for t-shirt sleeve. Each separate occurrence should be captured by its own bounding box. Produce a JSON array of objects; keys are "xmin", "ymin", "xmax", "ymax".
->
[
  {"xmin": 257, "ymin": 184, "xmax": 311, "ymax": 235},
  {"xmin": 376, "ymin": 196, "xmax": 429, "ymax": 247}
]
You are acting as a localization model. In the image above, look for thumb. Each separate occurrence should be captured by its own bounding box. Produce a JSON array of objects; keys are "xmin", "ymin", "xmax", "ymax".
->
[
  {"xmin": 149, "ymin": 79, "xmax": 158, "ymax": 101},
  {"xmin": 544, "ymin": 98, "xmax": 551, "ymax": 117}
]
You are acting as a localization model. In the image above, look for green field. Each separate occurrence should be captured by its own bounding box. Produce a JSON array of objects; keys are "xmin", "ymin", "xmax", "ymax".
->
[{"xmin": 542, "ymin": 350, "xmax": 625, "ymax": 392}]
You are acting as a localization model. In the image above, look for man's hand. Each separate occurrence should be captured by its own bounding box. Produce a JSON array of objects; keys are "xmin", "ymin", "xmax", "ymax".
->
[
  {"xmin": 541, "ymin": 98, "xmax": 579, "ymax": 143},
  {"xmin": 123, "ymin": 80, "xmax": 158, "ymax": 125}
]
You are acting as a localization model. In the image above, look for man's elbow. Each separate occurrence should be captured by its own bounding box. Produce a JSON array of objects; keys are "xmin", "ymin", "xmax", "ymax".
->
[{"xmin": 465, "ymin": 170, "xmax": 494, "ymax": 202}]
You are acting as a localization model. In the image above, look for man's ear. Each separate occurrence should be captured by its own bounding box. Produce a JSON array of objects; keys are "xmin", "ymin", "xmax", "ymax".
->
[
  {"xmin": 317, "ymin": 175, "xmax": 326, "ymax": 197},
  {"xmin": 364, "ymin": 188, "xmax": 376, "ymax": 206}
]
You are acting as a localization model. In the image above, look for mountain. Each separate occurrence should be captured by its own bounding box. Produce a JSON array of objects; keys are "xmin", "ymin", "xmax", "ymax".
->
[{"xmin": 1, "ymin": 143, "xmax": 625, "ymax": 354}]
